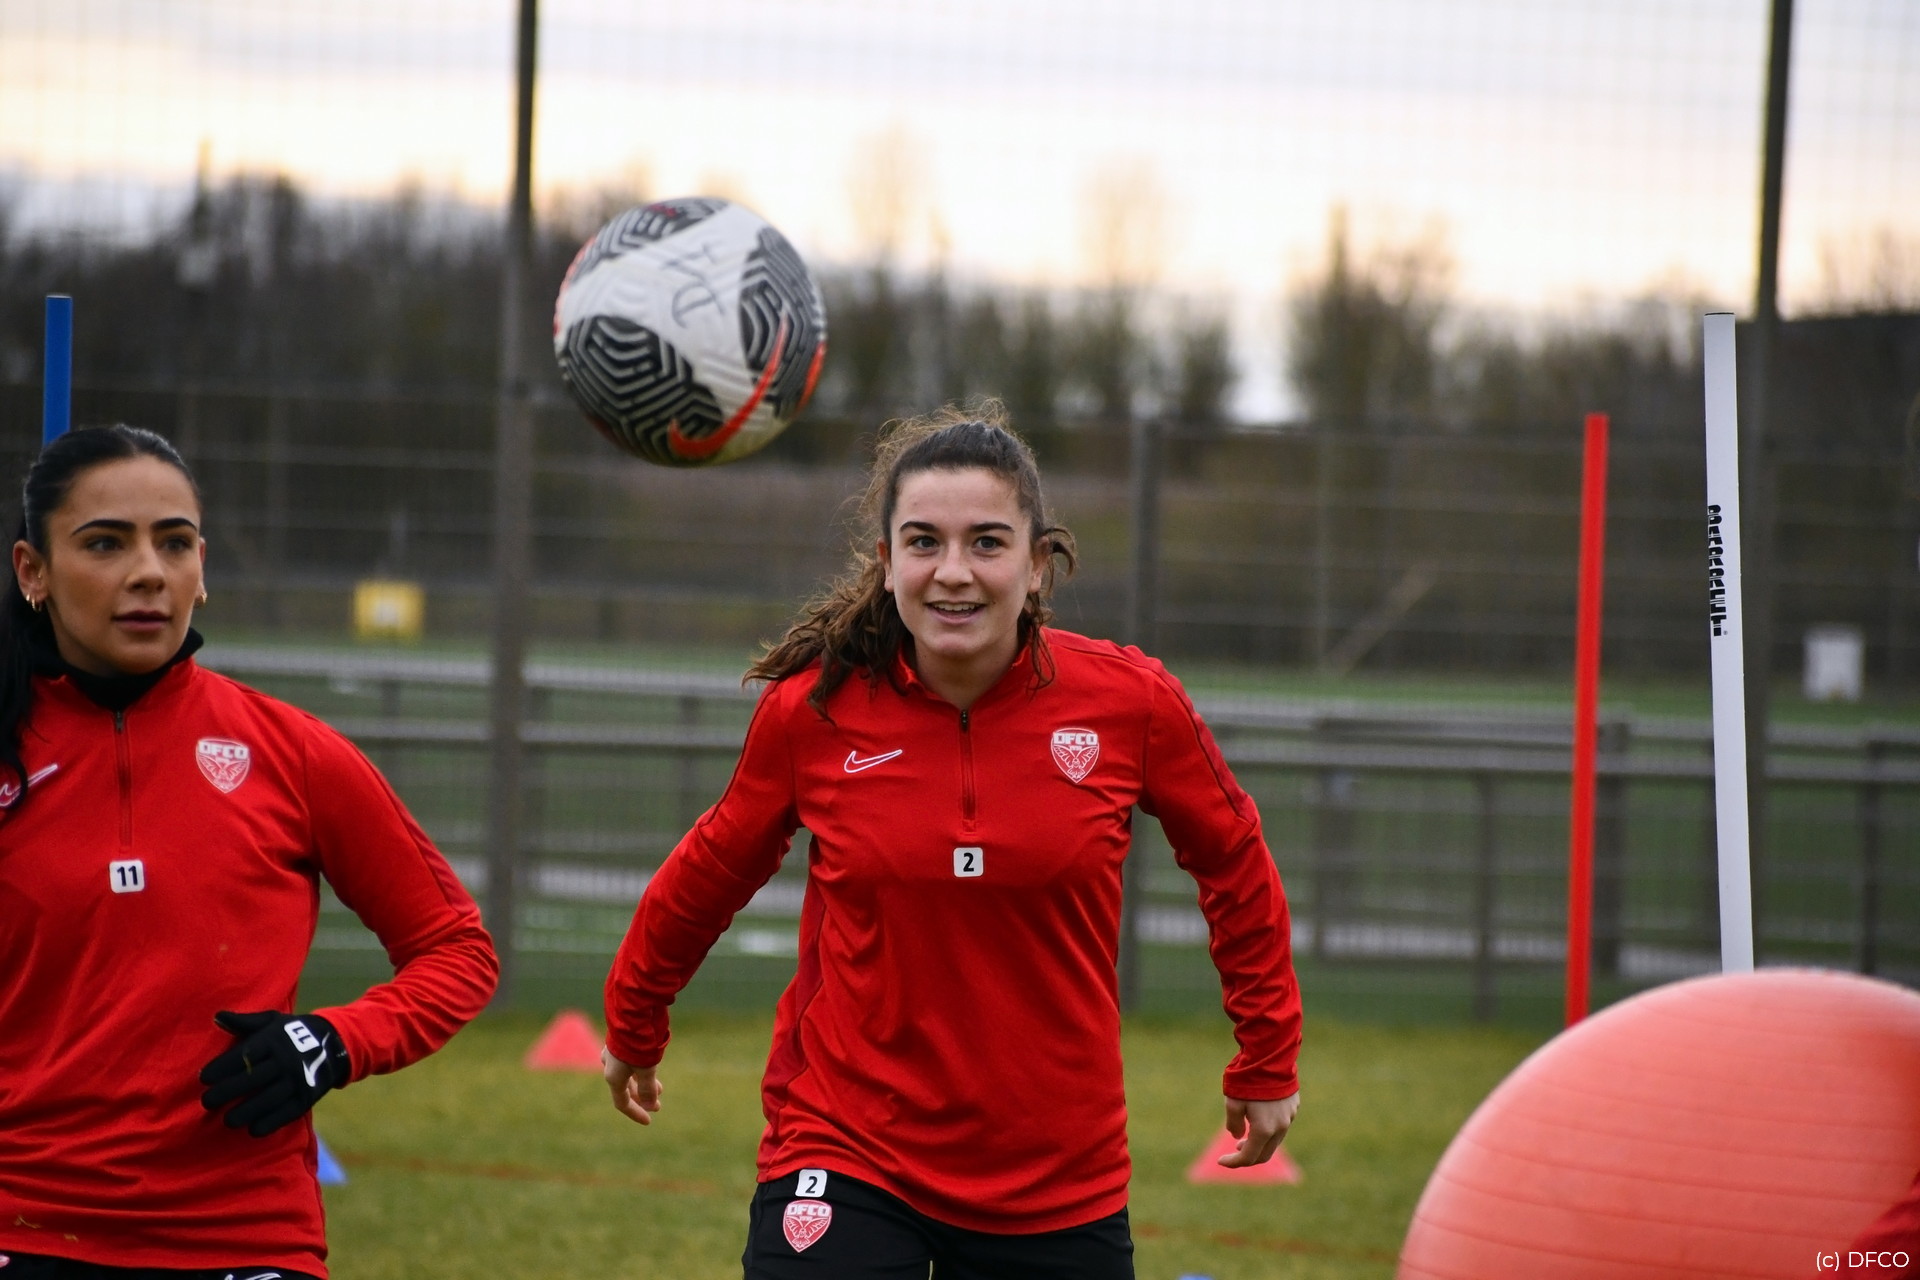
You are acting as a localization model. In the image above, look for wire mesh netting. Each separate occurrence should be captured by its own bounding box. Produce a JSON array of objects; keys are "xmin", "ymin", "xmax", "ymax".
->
[
  {"xmin": 3, "ymin": 1, "xmax": 1918, "ymax": 1018},
  {"xmin": 213, "ymin": 649, "xmax": 1920, "ymax": 1022}
]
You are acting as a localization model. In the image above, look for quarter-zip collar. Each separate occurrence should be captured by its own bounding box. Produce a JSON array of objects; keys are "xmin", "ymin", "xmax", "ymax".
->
[
  {"xmin": 29, "ymin": 626, "xmax": 204, "ymax": 714},
  {"xmin": 891, "ymin": 631, "xmax": 1039, "ymax": 716}
]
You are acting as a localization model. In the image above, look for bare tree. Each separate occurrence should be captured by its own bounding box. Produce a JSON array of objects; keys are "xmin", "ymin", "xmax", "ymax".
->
[
  {"xmin": 1080, "ymin": 160, "xmax": 1166, "ymax": 294},
  {"xmin": 1067, "ymin": 161, "xmax": 1168, "ymax": 427},
  {"xmin": 1069, "ymin": 291, "xmax": 1137, "ymax": 425},
  {"xmin": 1286, "ymin": 206, "xmax": 1451, "ymax": 427},
  {"xmin": 1006, "ymin": 292, "xmax": 1064, "ymax": 451},
  {"xmin": 1812, "ymin": 227, "xmax": 1920, "ymax": 315},
  {"xmin": 541, "ymin": 162, "xmax": 654, "ymax": 248},
  {"xmin": 952, "ymin": 292, "xmax": 1011, "ymax": 403},
  {"xmin": 847, "ymin": 127, "xmax": 925, "ymax": 268},
  {"xmin": 1440, "ymin": 291, "xmax": 1705, "ymax": 436},
  {"xmin": 1167, "ymin": 306, "xmax": 1237, "ymax": 430}
]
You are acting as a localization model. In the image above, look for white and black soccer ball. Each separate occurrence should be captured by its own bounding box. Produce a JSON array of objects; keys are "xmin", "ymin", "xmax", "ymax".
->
[{"xmin": 553, "ymin": 198, "xmax": 827, "ymax": 467}]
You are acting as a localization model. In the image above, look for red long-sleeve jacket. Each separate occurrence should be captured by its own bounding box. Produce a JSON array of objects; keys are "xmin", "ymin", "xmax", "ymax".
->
[
  {"xmin": 0, "ymin": 660, "xmax": 497, "ymax": 1276},
  {"xmin": 606, "ymin": 629, "xmax": 1300, "ymax": 1234}
]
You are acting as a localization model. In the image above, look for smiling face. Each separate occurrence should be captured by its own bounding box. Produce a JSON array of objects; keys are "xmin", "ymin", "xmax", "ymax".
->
[
  {"xmin": 12, "ymin": 456, "xmax": 206, "ymax": 677},
  {"xmin": 880, "ymin": 466, "xmax": 1047, "ymax": 710}
]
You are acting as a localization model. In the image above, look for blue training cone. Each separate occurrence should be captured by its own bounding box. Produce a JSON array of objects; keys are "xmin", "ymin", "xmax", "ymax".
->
[{"xmin": 314, "ymin": 1133, "xmax": 348, "ymax": 1186}]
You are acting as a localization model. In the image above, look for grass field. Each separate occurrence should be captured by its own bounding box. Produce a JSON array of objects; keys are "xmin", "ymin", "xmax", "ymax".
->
[{"xmin": 314, "ymin": 1010, "xmax": 1539, "ymax": 1280}]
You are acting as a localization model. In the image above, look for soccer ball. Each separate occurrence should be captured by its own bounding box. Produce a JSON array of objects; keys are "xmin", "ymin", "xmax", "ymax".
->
[{"xmin": 553, "ymin": 197, "xmax": 827, "ymax": 467}]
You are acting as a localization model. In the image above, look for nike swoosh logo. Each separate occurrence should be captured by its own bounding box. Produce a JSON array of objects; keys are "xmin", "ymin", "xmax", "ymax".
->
[
  {"xmin": 843, "ymin": 749, "xmax": 903, "ymax": 773},
  {"xmin": 302, "ymin": 1050, "xmax": 328, "ymax": 1089},
  {"xmin": 0, "ymin": 763, "xmax": 60, "ymax": 806}
]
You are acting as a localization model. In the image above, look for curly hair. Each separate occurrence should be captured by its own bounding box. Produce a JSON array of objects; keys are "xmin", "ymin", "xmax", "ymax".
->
[{"xmin": 747, "ymin": 401, "xmax": 1076, "ymax": 712}]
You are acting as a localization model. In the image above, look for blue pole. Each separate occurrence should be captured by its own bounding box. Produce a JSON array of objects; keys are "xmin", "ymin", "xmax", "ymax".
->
[{"xmin": 43, "ymin": 295, "xmax": 73, "ymax": 445}]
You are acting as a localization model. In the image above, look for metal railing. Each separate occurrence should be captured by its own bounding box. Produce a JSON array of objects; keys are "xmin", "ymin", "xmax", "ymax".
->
[{"xmin": 208, "ymin": 646, "xmax": 1920, "ymax": 1016}]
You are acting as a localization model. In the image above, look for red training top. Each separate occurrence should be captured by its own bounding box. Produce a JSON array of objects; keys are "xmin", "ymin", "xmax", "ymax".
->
[
  {"xmin": 0, "ymin": 660, "xmax": 497, "ymax": 1276},
  {"xmin": 605, "ymin": 629, "xmax": 1300, "ymax": 1234}
]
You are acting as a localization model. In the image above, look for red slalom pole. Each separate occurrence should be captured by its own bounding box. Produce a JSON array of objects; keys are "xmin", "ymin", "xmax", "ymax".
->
[{"xmin": 1565, "ymin": 412, "xmax": 1610, "ymax": 1026}]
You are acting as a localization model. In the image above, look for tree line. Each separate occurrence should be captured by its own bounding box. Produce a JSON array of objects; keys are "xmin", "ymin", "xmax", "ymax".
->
[{"xmin": 2, "ymin": 174, "xmax": 1912, "ymax": 462}]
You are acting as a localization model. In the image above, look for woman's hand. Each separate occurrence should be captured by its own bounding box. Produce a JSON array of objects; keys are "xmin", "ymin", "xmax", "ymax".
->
[
  {"xmin": 602, "ymin": 1045, "xmax": 663, "ymax": 1125},
  {"xmin": 1217, "ymin": 1090, "xmax": 1300, "ymax": 1167}
]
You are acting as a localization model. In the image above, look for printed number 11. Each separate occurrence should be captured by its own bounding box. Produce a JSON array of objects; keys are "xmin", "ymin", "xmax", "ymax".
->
[
  {"xmin": 953, "ymin": 846, "xmax": 983, "ymax": 878},
  {"xmin": 109, "ymin": 859, "xmax": 145, "ymax": 893}
]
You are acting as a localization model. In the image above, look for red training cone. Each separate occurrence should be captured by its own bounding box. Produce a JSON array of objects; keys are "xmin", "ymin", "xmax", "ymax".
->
[
  {"xmin": 524, "ymin": 1009, "xmax": 606, "ymax": 1072},
  {"xmin": 1185, "ymin": 1129, "xmax": 1303, "ymax": 1185}
]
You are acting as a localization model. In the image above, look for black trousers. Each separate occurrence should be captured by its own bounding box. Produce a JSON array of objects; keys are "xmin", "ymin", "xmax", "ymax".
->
[
  {"xmin": 742, "ymin": 1169, "xmax": 1135, "ymax": 1280},
  {"xmin": 0, "ymin": 1252, "xmax": 320, "ymax": 1280}
]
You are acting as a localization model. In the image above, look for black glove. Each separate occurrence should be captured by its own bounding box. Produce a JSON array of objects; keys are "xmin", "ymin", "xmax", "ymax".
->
[{"xmin": 199, "ymin": 1010, "xmax": 350, "ymax": 1137}]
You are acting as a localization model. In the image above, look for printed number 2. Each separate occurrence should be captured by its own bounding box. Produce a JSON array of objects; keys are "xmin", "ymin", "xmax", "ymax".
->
[
  {"xmin": 953, "ymin": 846, "xmax": 983, "ymax": 878},
  {"xmin": 109, "ymin": 859, "xmax": 145, "ymax": 894},
  {"xmin": 796, "ymin": 1168, "xmax": 828, "ymax": 1198}
]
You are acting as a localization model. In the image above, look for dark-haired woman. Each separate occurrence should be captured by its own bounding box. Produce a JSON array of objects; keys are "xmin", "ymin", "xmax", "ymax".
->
[
  {"xmin": 0, "ymin": 426, "xmax": 497, "ymax": 1280},
  {"xmin": 603, "ymin": 405, "xmax": 1300, "ymax": 1278}
]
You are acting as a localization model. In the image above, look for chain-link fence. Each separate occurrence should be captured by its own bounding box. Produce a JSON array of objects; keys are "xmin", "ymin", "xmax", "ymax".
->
[
  {"xmin": 4, "ymin": 1, "xmax": 1918, "ymax": 1018},
  {"xmin": 220, "ymin": 646, "xmax": 1920, "ymax": 1022},
  {"xmin": 0, "ymin": 382, "xmax": 1912, "ymax": 679}
]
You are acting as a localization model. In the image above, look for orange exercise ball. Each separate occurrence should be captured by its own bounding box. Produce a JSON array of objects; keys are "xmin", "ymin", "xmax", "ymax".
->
[{"xmin": 1399, "ymin": 969, "xmax": 1920, "ymax": 1278}]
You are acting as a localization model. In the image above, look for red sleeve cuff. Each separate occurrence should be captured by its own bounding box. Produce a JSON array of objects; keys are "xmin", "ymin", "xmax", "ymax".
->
[
  {"xmin": 308, "ymin": 1005, "xmax": 369, "ymax": 1085},
  {"xmin": 604, "ymin": 1026, "xmax": 666, "ymax": 1070},
  {"xmin": 1221, "ymin": 1066, "xmax": 1299, "ymax": 1101}
]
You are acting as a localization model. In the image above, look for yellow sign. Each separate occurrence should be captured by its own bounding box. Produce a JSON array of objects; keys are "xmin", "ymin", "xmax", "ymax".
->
[{"xmin": 353, "ymin": 579, "xmax": 424, "ymax": 641}]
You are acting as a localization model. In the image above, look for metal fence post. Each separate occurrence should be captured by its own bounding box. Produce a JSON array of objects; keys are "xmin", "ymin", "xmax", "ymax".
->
[
  {"xmin": 1118, "ymin": 416, "xmax": 1162, "ymax": 1013},
  {"xmin": 1312, "ymin": 767, "xmax": 1356, "ymax": 962},
  {"xmin": 1860, "ymin": 737, "xmax": 1885, "ymax": 975},
  {"xmin": 485, "ymin": 0, "xmax": 540, "ymax": 1005},
  {"xmin": 263, "ymin": 393, "xmax": 290, "ymax": 629},
  {"xmin": 676, "ymin": 694, "xmax": 702, "ymax": 831},
  {"xmin": 523, "ymin": 686, "xmax": 551, "ymax": 914},
  {"xmin": 1697, "ymin": 737, "xmax": 1720, "ymax": 949},
  {"xmin": 1124, "ymin": 416, "xmax": 1162, "ymax": 651},
  {"xmin": 1472, "ymin": 771, "xmax": 1498, "ymax": 1022},
  {"xmin": 1592, "ymin": 719, "xmax": 1631, "ymax": 978},
  {"xmin": 1741, "ymin": 0, "xmax": 1797, "ymax": 944},
  {"xmin": 1313, "ymin": 427, "xmax": 1334, "ymax": 667},
  {"xmin": 373, "ymin": 677, "xmax": 405, "ymax": 792}
]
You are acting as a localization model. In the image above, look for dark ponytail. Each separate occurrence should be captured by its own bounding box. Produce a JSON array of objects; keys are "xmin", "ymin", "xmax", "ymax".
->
[
  {"xmin": 0, "ymin": 426, "xmax": 199, "ymax": 807},
  {"xmin": 0, "ymin": 522, "xmax": 37, "ymax": 806}
]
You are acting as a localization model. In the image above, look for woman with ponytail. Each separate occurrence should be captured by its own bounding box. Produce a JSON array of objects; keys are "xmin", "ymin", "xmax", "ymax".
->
[
  {"xmin": 0, "ymin": 426, "xmax": 497, "ymax": 1280},
  {"xmin": 603, "ymin": 404, "xmax": 1302, "ymax": 1279}
]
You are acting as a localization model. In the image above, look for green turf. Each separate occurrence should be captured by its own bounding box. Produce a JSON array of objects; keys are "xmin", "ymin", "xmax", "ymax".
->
[{"xmin": 314, "ymin": 1010, "xmax": 1537, "ymax": 1280}]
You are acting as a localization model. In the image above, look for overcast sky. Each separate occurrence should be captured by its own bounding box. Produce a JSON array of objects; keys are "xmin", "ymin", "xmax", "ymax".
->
[{"xmin": 3, "ymin": 0, "xmax": 1915, "ymax": 414}]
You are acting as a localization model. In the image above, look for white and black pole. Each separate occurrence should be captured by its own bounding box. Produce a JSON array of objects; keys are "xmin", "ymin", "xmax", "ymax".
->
[{"xmin": 1703, "ymin": 311, "xmax": 1754, "ymax": 972}]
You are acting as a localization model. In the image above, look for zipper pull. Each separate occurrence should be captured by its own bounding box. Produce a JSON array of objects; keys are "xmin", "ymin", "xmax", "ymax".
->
[
  {"xmin": 959, "ymin": 710, "xmax": 969, "ymax": 731},
  {"xmin": 114, "ymin": 710, "xmax": 126, "ymax": 732}
]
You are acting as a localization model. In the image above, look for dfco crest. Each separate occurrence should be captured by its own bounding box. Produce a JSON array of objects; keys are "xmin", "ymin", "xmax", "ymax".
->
[
  {"xmin": 1050, "ymin": 727, "xmax": 1100, "ymax": 783},
  {"xmin": 196, "ymin": 738, "xmax": 252, "ymax": 794},
  {"xmin": 781, "ymin": 1199, "xmax": 832, "ymax": 1252}
]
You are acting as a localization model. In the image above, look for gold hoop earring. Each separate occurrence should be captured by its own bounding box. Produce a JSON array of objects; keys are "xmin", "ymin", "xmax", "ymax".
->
[
  {"xmin": 195, "ymin": 588, "xmax": 209, "ymax": 607},
  {"xmin": 27, "ymin": 595, "xmax": 42, "ymax": 614}
]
